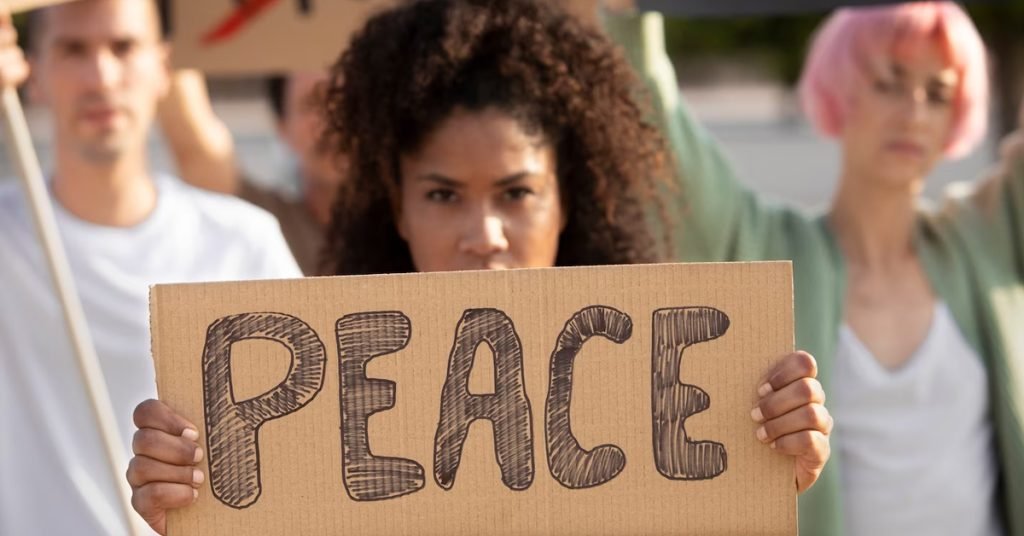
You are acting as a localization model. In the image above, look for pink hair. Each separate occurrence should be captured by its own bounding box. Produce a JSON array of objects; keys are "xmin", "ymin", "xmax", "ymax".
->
[{"xmin": 797, "ymin": 2, "xmax": 989, "ymax": 159}]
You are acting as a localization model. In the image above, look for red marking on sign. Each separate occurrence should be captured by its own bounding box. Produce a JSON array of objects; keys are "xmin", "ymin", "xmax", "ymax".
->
[{"xmin": 202, "ymin": 0, "xmax": 281, "ymax": 45}]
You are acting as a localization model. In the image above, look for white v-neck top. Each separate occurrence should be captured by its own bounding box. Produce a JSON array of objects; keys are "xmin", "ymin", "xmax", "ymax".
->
[{"xmin": 832, "ymin": 302, "xmax": 1003, "ymax": 536}]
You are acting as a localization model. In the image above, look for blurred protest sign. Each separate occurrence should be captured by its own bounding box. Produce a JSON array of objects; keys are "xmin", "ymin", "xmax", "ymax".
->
[
  {"xmin": 152, "ymin": 262, "xmax": 797, "ymax": 535},
  {"xmin": 168, "ymin": 0, "xmax": 397, "ymax": 74},
  {"xmin": 2, "ymin": 0, "xmax": 72, "ymax": 11},
  {"xmin": 639, "ymin": 0, "xmax": 1008, "ymax": 17},
  {"xmin": 169, "ymin": 0, "xmax": 598, "ymax": 75},
  {"xmin": 166, "ymin": 0, "xmax": 1007, "ymax": 75}
]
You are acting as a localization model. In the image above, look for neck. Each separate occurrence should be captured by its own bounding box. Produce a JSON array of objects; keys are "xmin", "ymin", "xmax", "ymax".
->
[
  {"xmin": 51, "ymin": 144, "xmax": 157, "ymax": 227},
  {"xmin": 828, "ymin": 164, "xmax": 920, "ymax": 270}
]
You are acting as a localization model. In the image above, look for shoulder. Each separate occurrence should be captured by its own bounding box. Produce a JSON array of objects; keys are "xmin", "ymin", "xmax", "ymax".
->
[
  {"xmin": 161, "ymin": 175, "xmax": 284, "ymax": 239},
  {"xmin": 160, "ymin": 176, "xmax": 302, "ymax": 278},
  {"xmin": 0, "ymin": 180, "xmax": 27, "ymax": 215},
  {"xmin": 0, "ymin": 181, "xmax": 33, "ymax": 240},
  {"xmin": 0, "ymin": 182, "xmax": 47, "ymax": 279}
]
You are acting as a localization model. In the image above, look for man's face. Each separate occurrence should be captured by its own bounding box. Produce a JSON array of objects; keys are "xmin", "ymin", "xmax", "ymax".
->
[{"xmin": 31, "ymin": 0, "xmax": 169, "ymax": 164}]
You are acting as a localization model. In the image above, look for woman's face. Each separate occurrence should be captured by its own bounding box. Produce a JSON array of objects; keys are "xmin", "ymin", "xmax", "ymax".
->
[
  {"xmin": 842, "ymin": 41, "xmax": 960, "ymax": 189},
  {"xmin": 396, "ymin": 107, "xmax": 565, "ymax": 272}
]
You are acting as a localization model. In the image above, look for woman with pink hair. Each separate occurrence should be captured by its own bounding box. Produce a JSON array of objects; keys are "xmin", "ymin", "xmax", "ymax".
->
[{"xmin": 608, "ymin": 2, "xmax": 1022, "ymax": 535}]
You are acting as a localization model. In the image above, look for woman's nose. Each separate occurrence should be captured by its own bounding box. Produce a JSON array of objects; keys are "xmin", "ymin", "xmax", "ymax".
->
[{"xmin": 459, "ymin": 209, "xmax": 510, "ymax": 257}]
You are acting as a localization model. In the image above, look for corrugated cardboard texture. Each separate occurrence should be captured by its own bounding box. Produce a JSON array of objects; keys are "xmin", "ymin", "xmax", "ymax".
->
[
  {"xmin": 151, "ymin": 262, "xmax": 796, "ymax": 535},
  {"xmin": 169, "ymin": 0, "xmax": 599, "ymax": 75}
]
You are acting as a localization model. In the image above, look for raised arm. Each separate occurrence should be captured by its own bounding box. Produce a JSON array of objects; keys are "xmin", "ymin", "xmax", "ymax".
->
[
  {"xmin": 980, "ymin": 114, "xmax": 1024, "ymax": 272},
  {"xmin": 935, "ymin": 96, "xmax": 1024, "ymax": 277},
  {"xmin": 157, "ymin": 70, "xmax": 240, "ymax": 195},
  {"xmin": 603, "ymin": 12, "xmax": 801, "ymax": 263}
]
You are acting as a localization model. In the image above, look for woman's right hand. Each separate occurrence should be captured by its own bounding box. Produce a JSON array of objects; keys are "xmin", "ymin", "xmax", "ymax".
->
[{"xmin": 126, "ymin": 399, "xmax": 205, "ymax": 536}]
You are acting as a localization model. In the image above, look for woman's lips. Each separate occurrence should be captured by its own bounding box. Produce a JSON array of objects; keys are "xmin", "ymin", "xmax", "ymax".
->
[{"xmin": 884, "ymin": 140, "xmax": 926, "ymax": 157}]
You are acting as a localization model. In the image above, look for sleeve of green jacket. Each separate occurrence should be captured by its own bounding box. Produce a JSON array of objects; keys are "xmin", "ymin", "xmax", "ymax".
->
[
  {"xmin": 993, "ymin": 151, "xmax": 1024, "ymax": 275},
  {"xmin": 1009, "ymin": 157, "xmax": 1024, "ymax": 271},
  {"xmin": 603, "ymin": 12, "xmax": 802, "ymax": 264},
  {"xmin": 932, "ymin": 141, "xmax": 1024, "ymax": 279},
  {"xmin": 952, "ymin": 136, "xmax": 1024, "ymax": 536},
  {"xmin": 986, "ymin": 147, "xmax": 1024, "ymax": 275}
]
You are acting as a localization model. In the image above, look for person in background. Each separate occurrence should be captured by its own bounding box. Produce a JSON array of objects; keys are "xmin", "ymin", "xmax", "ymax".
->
[
  {"xmin": 0, "ymin": 1, "xmax": 300, "ymax": 534},
  {"xmin": 1001, "ymin": 95, "xmax": 1024, "ymax": 164},
  {"xmin": 603, "ymin": 2, "xmax": 1024, "ymax": 535},
  {"xmin": 124, "ymin": 1, "xmax": 833, "ymax": 533},
  {"xmin": 158, "ymin": 69, "xmax": 343, "ymax": 275}
]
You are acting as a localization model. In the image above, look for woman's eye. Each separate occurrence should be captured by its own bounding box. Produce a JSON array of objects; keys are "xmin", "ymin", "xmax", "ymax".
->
[
  {"xmin": 427, "ymin": 189, "xmax": 458, "ymax": 203},
  {"xmin": 503, "ymin": 187, "xmax": 534, "ymax": 201}
]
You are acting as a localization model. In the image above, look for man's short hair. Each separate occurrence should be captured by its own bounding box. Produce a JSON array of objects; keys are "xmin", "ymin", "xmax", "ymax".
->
[{"xmin": 25, "ymin": 0, "xmax": 171, "ymax": 54}]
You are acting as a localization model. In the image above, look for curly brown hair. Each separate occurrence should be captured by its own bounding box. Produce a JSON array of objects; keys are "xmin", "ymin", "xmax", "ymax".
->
[{"xmin": 321, "ymin": 0, "xmax": 669, "ymax": 275}]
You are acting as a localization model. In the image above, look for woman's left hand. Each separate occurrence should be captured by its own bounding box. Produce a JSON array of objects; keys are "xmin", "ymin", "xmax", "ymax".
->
[{"xmin": 752, "ymin": 351, "xmax": 833, "ymax": 493}]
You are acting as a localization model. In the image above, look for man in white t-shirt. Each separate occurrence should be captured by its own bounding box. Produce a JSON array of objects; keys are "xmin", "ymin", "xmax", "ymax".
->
[{"xmin": 0, "ymin": 1, "xmax": 301, "ymax": 534}]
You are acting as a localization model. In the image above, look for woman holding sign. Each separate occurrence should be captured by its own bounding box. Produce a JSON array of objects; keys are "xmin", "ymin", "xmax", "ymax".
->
[
  {"xmin": 605, "ymin": 2, "xmax": 1023, "ymax": 535},
  {"xmin": 125, "ymin": 0, "xmax": 832, "ymax": 533}
]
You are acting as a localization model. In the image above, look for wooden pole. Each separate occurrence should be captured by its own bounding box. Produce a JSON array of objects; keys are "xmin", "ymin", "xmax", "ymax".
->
[{"xmin": 0, "ymin": 87, "xmax": 143, "ymax": 536}]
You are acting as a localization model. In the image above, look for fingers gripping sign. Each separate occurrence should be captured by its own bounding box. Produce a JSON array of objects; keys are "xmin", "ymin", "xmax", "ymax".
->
[{"xmin": 751, "ymin": 352, "xmax": 833, "ymax": 493}]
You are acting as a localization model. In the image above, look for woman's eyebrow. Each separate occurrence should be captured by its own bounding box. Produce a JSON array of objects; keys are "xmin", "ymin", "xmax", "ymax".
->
[
  {"xmin": 494, "ymin": 172, "xmax": 532, "ymax": 187},
  {"xmin": 418, "ymin": 173, "xmax": 464, "ymax": 188}
]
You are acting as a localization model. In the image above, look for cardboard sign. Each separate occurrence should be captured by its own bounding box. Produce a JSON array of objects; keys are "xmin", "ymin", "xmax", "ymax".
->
[
  {"xmin": 638, "ymin": 0, "xmax": 1003, "ymax": 17},
  {"xmin": 151, "ymin": 262, "xmax": 797, "ymax": 535},
  {"xmin": 167, "ymin": 0, "xmax": 395, "ymax": 75},
  {"xmin": 3, "ymin": 0, "xmax": 73, "ymax": 12},
  {"xmin": 168, "ymin": 0, "xmax": 599, "ymax": 75}
]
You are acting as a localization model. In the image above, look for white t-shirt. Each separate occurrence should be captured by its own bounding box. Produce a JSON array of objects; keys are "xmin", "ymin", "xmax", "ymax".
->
[
  {"xmin": 832, "ymin": 302, "xmax": 1003, "ymax": 536},
  {"xmin": 0, "ymin": 175, "xmax": 302, "ymax": 535}
]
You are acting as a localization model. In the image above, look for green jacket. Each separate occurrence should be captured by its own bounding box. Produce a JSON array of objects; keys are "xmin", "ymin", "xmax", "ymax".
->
[{"xmin": 607, "ymin": 13, "xmax": 1024, "ymax": 536}]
